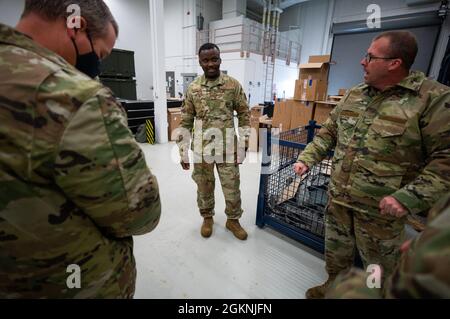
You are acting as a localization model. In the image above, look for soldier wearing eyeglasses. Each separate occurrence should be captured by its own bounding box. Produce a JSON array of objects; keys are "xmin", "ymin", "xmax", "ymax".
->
[{"xmin": 293, "ymin": 30, "xmax": 450, "ymax": 299}]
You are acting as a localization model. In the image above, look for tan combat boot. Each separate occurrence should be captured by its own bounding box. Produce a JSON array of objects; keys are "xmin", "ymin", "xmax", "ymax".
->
[
  {"xmin": 226, "ymin": 219, "xmax": 248, "ymax": 240},
  {"xmin": 201, "ymin": 217, "xmax": 214, "ymax": 238},
  {"xmin": 305, "ymin": 276, "xmax": 335, "ymax": 299}
]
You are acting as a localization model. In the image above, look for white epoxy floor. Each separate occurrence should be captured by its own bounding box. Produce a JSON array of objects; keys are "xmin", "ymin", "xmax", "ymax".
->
[{"xmin": 133, "ymin": 142, "xmax": 326, "ymax": 299}]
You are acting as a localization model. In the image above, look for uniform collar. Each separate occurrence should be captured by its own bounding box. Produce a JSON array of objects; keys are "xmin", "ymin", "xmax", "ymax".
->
[
  {"xmin": 200, "ymin": 72, "xmax": 225, "ymax": 87},
  {"xmin": 396, "ymin": 70, "xmax": 426, "ymax": 92},
  {"xmin": 0, "ymin": 23, "xmax": 68, "ymax": 67},
  {"xmin": 360, "ymin": 70, "xmax": 426, "ymax": 95}
]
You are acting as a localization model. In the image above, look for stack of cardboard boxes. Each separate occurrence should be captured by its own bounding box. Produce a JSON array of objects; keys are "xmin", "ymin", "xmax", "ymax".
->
[
  {"xmin": 294, "ymin": 55, "xmax": 330, "ymax": 102},
  {"xmin": 271, "ymin": 55, "xmax": 332, "ymax": 133},
  {"xmin": 313, "ymin": 88, "xmax": 348, "ymax": 125},
  {"xmin": 272, "ymin": 99, "xmax": 314, "ymax": 132},
  {"xmin": 294, "ymin": 55, "xmax": 334, "ymax": 127}
]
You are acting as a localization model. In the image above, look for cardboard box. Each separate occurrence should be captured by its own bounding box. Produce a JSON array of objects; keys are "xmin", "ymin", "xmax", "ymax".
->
[
  {"xmin": 168, "ymin": 107, "xmax": 182, "ymax": 141},
  {"xmin": 272, "ymin": 100, "xmax": 293, "ymax": 131},
  {"xmin": 248, "ymin": 120, "xmax": 260, "ymax": 152},
  {"xmin": 249, "ymin": 115, "xmax": 274, "ymax": 153},
  {"xmin": 313, "ymin": 102, "xmax": 335, "ymax": 124},
  {"xmin": 290, "ymin": 101, "xmax": 314, "ymax": 129},
  {"xmin": 298, "ymin": 56, "xmax": 331, "ymax": 89},
  {"xmin": 308, "ymin": 55, "xmax": 331, "ymax": 63},
  {"xmin": 298, "ymin": 63, "xmax": 329, "ymax": 82},
  {"xmin": 294, "ymin": 79, "xmax": 328, "ymax": 102},
  {"xmin": 273, "ymin": 100, "xmax": 314, "ymax": 131}
]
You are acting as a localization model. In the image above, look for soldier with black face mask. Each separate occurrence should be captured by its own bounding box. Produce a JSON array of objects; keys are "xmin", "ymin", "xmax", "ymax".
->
[{"xmin": 0, "ymin": 0, "xmax": 161, "ymax": 298}]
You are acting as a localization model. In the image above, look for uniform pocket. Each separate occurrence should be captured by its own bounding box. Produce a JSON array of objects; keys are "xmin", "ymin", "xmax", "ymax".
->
[
  {"xmin": 366, "ymin": 116, "xmax": 408, "ymax": 162},
  {"xmin": 350, "ymin": 159, "xmax": 406, "ymax": 201},
  {"xmin": 357, "ymin": 159, "xmax": 406, "ymax": 178},
  {"xmin": 370, "ymin": 116, "xmax": 407, "ymax": 137}
]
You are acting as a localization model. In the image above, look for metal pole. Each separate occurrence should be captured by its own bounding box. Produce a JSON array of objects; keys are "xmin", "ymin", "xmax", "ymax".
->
[
  {"xmin": 271, "ymin": 9, "xmax": 277, "ymax": 32},
  {"xmin": 261, "ymin": 1, "xmax": 267, "ymax": 53},
  {"xmin": 262, "ymin": 1, "xmax": 267, "ymax": 29}
]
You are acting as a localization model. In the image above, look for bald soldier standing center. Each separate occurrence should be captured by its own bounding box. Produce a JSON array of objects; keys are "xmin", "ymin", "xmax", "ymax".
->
[
  {"xmin": 0, "ymin": 0, "xmax": 161, "ymax": 298},
  {"xmin": 294, "ymin": 31, "xmax": 450, "ymax": 299},
  {"xmin": 177, "ymin": 43, "xmax": 251, "ymax": 240}
]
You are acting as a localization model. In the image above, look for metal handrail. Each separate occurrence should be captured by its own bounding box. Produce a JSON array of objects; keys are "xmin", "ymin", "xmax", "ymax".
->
[{"xmin": 196, "ymin": 21, "xmax": 301, "ymax": 64}]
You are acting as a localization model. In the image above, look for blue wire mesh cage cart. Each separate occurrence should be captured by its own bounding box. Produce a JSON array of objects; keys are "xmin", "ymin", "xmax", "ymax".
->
[{"xmin": 256, "ymin": 121, "xmax": 333, "ymax": 254}]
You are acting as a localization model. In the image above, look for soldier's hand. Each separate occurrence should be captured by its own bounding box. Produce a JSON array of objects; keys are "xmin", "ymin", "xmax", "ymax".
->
[
  {"xmin": 294, "ymin": 161, "xmax": 309, "ymax": 176},
  {"xmin": 379, "ymin": 196, "xmax": 408, "ymax": 218}
]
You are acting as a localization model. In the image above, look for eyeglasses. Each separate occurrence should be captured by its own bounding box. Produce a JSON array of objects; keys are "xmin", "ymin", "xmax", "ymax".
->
[{"xmin": 364, "ymin": 53, "xmax": 397, "ymax": 63}]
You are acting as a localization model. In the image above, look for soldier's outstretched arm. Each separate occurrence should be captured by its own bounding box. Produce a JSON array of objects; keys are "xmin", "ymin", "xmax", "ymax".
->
[
  {"xmin": 391, "ymin": 90, "xmax": 450, "ymax": 214},
  {"xmin": 297, "ymin": 97, "xmax": 342, "ymax": 167},
  {"xmin": 54, "ymin": 88, "xmax": 161, "ymax": 238}
]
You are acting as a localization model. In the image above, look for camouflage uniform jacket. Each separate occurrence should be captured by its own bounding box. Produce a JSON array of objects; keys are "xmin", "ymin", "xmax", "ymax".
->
[
  {"xmin": 177, "ymin": 73, "xmax": 250, "ymax": 158},
  {"xmin": 298, "ymin": 71, "xmax": 450, "ymax": 216},
  {"xmin": 0, "ymin": 24, "xmax": 161, "ymax": 298},
  {"xmin": 326, "ymin": 195, "xmax": 450, "ymax": 299}
]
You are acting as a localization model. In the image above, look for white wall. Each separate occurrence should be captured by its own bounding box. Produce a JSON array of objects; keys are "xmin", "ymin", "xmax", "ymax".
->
[
  {"xmin": 164, "ymin": 0, "xmax": 199, "ymax": 97},
  {"xmin": 220, "ymin": 52, "xmax": 298, "ymax": 105},
  {"xmin": 104, "ymin": 0, "xmax": 154, "ymax": 100},
  {"xmin": 280, "ymin": 0, "xmax": 332, "ymax": 63},
  {"xmin": 0, "ymin": 0, "xmax": 25, "ymax": 27},
  {"xmin": 273, "ymin": 59, "xmax": 299, "ymax": 100},
  {"xmin": 165, "ymin": 0, "xmax": 184, "ymax": 59},
  {"xmin": 299, "ymin": 0, "xmax": 330, "ymax": 63}
]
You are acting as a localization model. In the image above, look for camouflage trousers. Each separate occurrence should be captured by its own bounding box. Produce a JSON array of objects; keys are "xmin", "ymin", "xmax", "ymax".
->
[
  {"xmin": 325, "ymin": 202, "xmax": 405, "ymax": 283},
  {"xmin": 192, "ymin": 161, "xmax": 243, "ymax": 219}
]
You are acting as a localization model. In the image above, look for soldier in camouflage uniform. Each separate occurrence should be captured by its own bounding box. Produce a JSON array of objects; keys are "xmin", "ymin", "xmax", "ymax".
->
[
  {"xmin": 326, "ymin": 194, "xmax": 450, "ymax": 299},
  {"xmin": 177, "ymin": 43, "xmax": 250, "ymax": 240},
  {"xmin": 294, "ymin": 31, "xmax": 450, "ymax": 298},
  {"xmin": 0, "ymin": 0, "xmax": 161, "ymax": 298}
]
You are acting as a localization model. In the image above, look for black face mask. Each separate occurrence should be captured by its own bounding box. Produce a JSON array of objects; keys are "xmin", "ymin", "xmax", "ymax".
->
[{"xmin": 71, "ymin": 33, "xmax": 100, "ymax": 79}]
